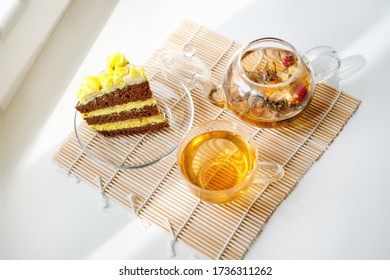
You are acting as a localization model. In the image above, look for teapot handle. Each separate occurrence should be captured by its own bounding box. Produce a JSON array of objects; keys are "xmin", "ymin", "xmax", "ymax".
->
[
  {"xmin": 193, "ymin": 74, "xmax": 227, "ymax": 109},
  {"xmin": 304, "ymin": 46, "xmax": 341, "ymax": 83}
]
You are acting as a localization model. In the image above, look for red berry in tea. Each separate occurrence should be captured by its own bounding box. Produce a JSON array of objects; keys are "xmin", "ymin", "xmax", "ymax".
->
[
  {"xmin": 292, "ymin": 85, "xmax": 308, "ymax": 105},
  {"xmin": 282, "ymin": 53, "xmax": 297, "ymax": 68}
]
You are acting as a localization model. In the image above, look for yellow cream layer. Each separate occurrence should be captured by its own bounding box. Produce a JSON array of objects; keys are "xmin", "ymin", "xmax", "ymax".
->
[
  {"xmin": 81, "ymin": 98, "xmax": 157, "ymax": 118},
  {"xmin": 89, "ymin": 114, "xmax": 167, "ymax": 131}
]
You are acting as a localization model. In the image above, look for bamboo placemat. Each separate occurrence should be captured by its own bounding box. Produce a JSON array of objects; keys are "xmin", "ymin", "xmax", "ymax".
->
[{"xmin": 53, "ymin": 20, "xmax": 360, "ymax": 260}]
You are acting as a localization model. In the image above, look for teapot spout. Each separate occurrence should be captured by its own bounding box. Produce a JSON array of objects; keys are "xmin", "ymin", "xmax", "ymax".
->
[{"xmin": 193, "ymin": 74, "xmax": 227, "ymax": 109}]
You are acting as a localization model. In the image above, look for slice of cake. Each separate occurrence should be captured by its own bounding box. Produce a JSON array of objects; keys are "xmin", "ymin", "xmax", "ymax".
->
[{"xmin": 75, "ymin": 52, "xmax": 169, "ymax": 137}]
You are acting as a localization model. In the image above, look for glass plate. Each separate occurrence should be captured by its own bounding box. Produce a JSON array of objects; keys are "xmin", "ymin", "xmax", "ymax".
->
[{"xmin": 74, "ymin": 81, "xmax": 194, "ymax": 169}]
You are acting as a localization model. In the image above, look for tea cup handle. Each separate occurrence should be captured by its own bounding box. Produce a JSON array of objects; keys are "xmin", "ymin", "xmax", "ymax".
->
[
  {"xmin": 304, "ymin": 46, "xmax": 341, "ymax": 83},
  {"xmin": 253, "ymin": 162, "xmax": 284, "ymax": 185}
]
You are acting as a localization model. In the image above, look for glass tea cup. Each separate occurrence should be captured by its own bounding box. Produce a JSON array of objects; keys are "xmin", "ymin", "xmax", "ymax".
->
[{"xmin": 177, "ymin": 120, "xmax": 284, "ymax": 203}]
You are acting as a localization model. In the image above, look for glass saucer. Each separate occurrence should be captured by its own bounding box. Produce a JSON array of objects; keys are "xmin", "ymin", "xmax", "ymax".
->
[{"xmin": 74, "ymin": 81, "xmax": 194, "ymax": 169}]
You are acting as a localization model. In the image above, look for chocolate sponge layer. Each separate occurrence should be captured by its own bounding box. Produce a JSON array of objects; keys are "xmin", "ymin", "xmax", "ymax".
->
[{"xmin": 75, "ymin": 81, "xmax": 153, "ymax": 113}]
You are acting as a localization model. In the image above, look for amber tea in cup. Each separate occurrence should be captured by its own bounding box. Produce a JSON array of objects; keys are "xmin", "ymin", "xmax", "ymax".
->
[
  {"xmin": 177, "ymin": 120, "xmax": 283, "ymax": 203},
  {"xmin": 179, "ymin": 130, "xmax": 255, "ymax": 192}
]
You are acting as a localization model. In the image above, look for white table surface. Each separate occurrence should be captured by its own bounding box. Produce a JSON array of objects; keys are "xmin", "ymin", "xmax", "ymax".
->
[{"xmin": 1, "ymin": 0, "xmax": 390, "ymax": 260}]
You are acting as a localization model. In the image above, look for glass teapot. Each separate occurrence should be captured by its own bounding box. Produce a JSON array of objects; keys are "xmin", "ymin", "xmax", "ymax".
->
[{"xmin": 160, "ymin": 38, "xmax": 340, "ymax": 128}]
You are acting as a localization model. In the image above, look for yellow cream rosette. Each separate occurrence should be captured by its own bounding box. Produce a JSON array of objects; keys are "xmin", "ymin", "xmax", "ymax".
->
[
  {"xmin": 107, "ymin": 52, "xmax": 129, "ymax": 70},
  {"xmin": 76, "ymin": 52, "xmax": 147, "ymax": 102}
]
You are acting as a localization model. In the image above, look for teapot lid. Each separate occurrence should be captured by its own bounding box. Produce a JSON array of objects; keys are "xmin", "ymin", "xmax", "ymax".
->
[{"xmin": 160, "ymin": 43, "xmax": 210, "ymax": 87}]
